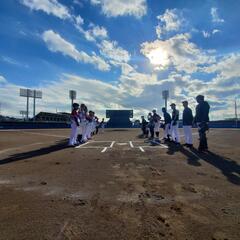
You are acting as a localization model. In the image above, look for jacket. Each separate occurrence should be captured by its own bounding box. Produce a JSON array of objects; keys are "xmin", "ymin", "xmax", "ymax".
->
[
  {"xmin": 183, "ymin": 107, "xmax": 193, "ymax": 126},
  {"xmin": 195, "ymin": 101, "xmax": 210, "ymax": 123}
]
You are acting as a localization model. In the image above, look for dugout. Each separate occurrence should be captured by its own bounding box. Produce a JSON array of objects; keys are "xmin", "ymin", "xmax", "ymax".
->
[{"xmin": 106, "ymin": 110, "xmax": 133, "ymax": 128}]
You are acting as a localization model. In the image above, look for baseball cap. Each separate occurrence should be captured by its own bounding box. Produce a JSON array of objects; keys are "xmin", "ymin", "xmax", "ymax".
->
[{"xmin": 196, "ymin": 95, "xmax": 204, "ymax": 100}]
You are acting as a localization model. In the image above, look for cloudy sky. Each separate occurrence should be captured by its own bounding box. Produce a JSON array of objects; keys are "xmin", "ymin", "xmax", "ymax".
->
[{"xmin": 0, "ymin": 0, "xmax": 239, "ymax": 120}]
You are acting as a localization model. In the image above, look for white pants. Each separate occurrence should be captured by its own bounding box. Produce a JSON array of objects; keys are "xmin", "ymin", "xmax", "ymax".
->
[
  {"xmin": 86, "ymin": 122, "xmax": 93, "ymax": 139},
  {"xmin": 81, "ymin": 122, "xmax": 88, "ymax": 141},
  {"xmin": 154, "ymin": 121, "xmax": 160, "ymax": 133},
  {"xmin": 69, "ymin": 123, "xmax": 78, "ymax": 145},
  {"xmin": 171, "ymin": 121, "xmax": 180, "ymax": 143},
  {"xmin": 164, "ymin": 123, "xmax": 171, "ymax": 138},
  {"xmin": 183, "ymin": 125, "xmax": 193, "ymax": 144}
]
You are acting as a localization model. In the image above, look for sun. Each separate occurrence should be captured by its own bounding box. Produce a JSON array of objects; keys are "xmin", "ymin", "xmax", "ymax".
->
[{"xmin": 147, "ymin": 48, "xmax": 169, "ymax": 67}]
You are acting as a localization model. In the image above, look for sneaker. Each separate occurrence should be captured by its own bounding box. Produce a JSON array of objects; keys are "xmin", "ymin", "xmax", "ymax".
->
[{"xmin": 68, "ymin": 144, "xmax": 75, "ymax": 147}]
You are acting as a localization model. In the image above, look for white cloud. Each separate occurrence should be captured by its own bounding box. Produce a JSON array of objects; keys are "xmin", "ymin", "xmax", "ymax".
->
[
  {"xmin": 98, "ymin": 40, "xmax": 130, "ymax": 65},
  {"xmin": 1, "ymin": 56, "xmax": 29, "ymax": 68},
  {"xmin": 42, "ymin": 30, "xmax": 110, "ymax": 71},
  {"xmin": 0, "ymin": 74, "xmax": 125, "ymax": 118},
  {"xmin": 20, "ymin": 0, "xmax": 71, "ymax": 19},
  {"xmin": 156, "ymin": 9, "xmax": 184, "ymax": 39},
  {"xmin": 90, "ymin": 0, "xmax": 147, "ymax": 18},
  {"xmin": 212, "ymin": 29, "xmax": 221, "ymax": 35},
  {"xmin": 0, "ymin": 75, "xmax": 7, "ymax": 84},
  {"xmin": 141, "ymin": 33, "xmax": 215, "ymax": 73},
  {"xmin": 83, "ymin": 24, "xmax": 108, "ymax": 42},
  {"xmin": 203, "ymin": 53, "xmax": 240, "ymax": 79},
  {"xmin": 73, "ymin": 0, "xmax": 84, "ymax": 7},
  {"xmin": 75, "ymin": 15, "xmax": 84, "ymax": 25},
  {"xmin": 0, "ymin": 69, "xmax": 239, "ymax": 120},
  {"xmin": 211, "ymin": 7, "xmax": 224, "ymax": 23}
]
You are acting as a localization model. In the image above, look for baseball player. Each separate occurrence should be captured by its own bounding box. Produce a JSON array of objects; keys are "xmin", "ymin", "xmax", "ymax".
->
[
  {"xmin": 141, "ymin": 116, "xmax": 148, "ymax": 138},
  {"xmin": 77, "ymin": 103, "xmax": 87, "ymax": 143},
  {"xmin": 162, "ymin": 107, "xmax": 171, "ymax": 142},
  {"xmin": 147, "ymin": 112, "xmax": 155, "ymax": 139},
  {"xmin": 194, "ymin": 95, "xmax": 210, "ymax": 152},
  {"xmin": 95, "ymin": 116, "xmax": 100, "ymax": 135},
  {"xmin": 182, "ymin": 101, "xmax": 194, "ymax": 148},
  {"xmin": 68, "ymin": 103, "xmax": 80, "ymax": 146},
  {"xmin": 152, "ymin": 109, "xmax": 161, "ymax": 141},
  {"xmin": 79, "ymin": 104, "xmax": 89, "ymax": 143},
  {"xmin": 99, "ymin": 118, "xmax": 105, "ymax": 133},
  {"xmin": 85, "ymin": 111, "xmax": 94, "ymax": 140},
  {"xmin": 170, "ymin": 103, "xmax": 180, "ymax": 145}
]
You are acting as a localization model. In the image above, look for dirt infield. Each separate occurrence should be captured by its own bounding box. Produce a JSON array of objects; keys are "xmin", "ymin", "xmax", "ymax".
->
[{"xmin": 0, "ymin": 128, "xmax": 239, "ymax": 240}]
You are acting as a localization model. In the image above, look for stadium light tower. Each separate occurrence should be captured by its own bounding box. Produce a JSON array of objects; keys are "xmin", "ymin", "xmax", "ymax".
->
[
  {"xmin": 20, "ymin": 88, "xmax": 42, "ymax": 120},
  {"xmin": 69, "ymin": 90, "xmax": 77, "ymax": 111},
  {"xmin": 33, "ymin": 90, "xmax": 42, "ymax": 119},
  {"xmin": 162, "ymin": 90, "xmax": 169, "ymax": 109}
]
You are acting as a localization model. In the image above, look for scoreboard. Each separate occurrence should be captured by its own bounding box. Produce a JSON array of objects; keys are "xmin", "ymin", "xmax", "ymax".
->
[
  {"xmin": 106, "ymin": 110, "xmax": 133, "ymax": 128},
  {"xmin": 106, "ymin": 110, "xmax": 133, "ymax": 118}
]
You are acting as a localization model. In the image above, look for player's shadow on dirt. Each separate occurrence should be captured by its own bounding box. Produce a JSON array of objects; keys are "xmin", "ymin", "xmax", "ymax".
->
[
  {"xmin": 190, "ymin": 148, "xmax": 240, "ymax": 185},
  {"xmin": 166, "ymin": 142, "xmax": 240, "ymax": 185},
  {"xmin": 0, "ymin": 139, "xmax": 69, "ymax": 165},
  {"xmin": 166, "ymin": 142, "xmax": 201, "ymax": 167}
]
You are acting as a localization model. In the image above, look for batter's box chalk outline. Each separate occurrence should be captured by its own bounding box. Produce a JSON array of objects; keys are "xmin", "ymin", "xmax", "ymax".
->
[{"xmin": 75, "ymin": 141, "xmax": 115, "ymax": 153}]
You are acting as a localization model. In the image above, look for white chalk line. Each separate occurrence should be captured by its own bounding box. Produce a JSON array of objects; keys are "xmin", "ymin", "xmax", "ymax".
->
[
  {"xmin": 139, "ymin": 145, "xmax": 168, "ymax": 149},
  {"xmin": 139, "ymin": 147, "xmax": 145, "ymax": 152},
  {"xmin": 129, "ymin": 141, "xmax": 134, "ymax": 148},
  {"xmin": 110, "ymin": 141, "xmax": 115, "ymax": 148},
  {"xmin": 101, "ymin": 147, "xmax": 108, "ymax": 153},
  {"xmin": 75, "ymin": 142, "xmax": 90, "ymax": 149},
  {"xmin": 89, "ymin": 140, "xmax": 114, "ymax": 142}
]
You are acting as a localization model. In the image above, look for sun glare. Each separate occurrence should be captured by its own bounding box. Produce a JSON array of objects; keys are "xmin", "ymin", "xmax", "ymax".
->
[{"xmin": 147, "ymin": 48, "xmax": 169, "ymax": 67}]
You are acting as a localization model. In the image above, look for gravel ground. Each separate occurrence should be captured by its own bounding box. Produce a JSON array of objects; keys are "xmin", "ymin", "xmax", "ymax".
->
[{"xmin": 0, "ymin": 128, "xmax": 239, "ymax": 240}]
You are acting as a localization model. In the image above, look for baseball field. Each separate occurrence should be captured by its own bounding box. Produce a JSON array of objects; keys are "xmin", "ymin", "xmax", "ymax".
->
[{"xmin": 0, "ymin": 128, "xmax": 239, "ymax": 240}]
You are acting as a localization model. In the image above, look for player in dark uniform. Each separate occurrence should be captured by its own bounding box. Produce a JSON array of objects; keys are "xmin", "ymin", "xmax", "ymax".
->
[
  {"xmin": 170, "ymin": 103, "xmax": 180, "ymax": 144},
  {"xmin": 162, "ymin": 107, "xmax": 172, "ymax": 141},
  {"xmin": 141, "ymin": 116, "xmax": 148, "ymax": 138},
  {"xmin": 152, "ymin": 109, "xmax": 161, "ymax": 140},
  {"xmin": 194, "ymin": 95, "xmax": 210, "ymax": 152},
  {"xmin": 182, "ymin": 101, "xmax": 194, "ymax": 148},
  {"xmin": 147, "ymin": 112, "xmax": 155, "ymax": 139}
]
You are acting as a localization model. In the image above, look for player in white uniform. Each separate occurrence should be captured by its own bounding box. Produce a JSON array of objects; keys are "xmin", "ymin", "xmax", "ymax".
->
[
  {"xmin": 79, "ymin": 104, "xmax": 88, "ymax": 143},
  {"xmin": 68, "ymin": 103, "xmax": 80, "ymax": 146},
  {"xmin": 170, "ymin": 103, "xmax": 180, "ymax": 145}
]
